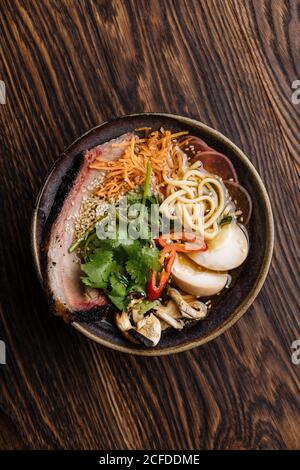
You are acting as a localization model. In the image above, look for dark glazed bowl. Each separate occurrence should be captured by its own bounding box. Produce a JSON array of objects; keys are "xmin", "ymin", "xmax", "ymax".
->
[{"xmin": 31, "ymin": 113, "xmax": 274, "ymax": 355}]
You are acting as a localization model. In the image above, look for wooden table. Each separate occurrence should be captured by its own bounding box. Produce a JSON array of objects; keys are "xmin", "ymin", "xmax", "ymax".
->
[{"xmin": 0, "ymin": 0, "xmax": 299, "ymax": 450}]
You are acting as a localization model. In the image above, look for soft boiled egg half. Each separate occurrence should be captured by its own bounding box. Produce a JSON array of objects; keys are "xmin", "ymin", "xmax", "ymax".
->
[
  {"xmin": 172, "ymin": 253, "xmax": 228, "ymax": 297},
  {"xmin": 188, "ymin": 223, "xmax": 249, "ymax": 272},
  {"xmin": 171, "ymin": 223, "xmax": 249, "ymax": 297}
]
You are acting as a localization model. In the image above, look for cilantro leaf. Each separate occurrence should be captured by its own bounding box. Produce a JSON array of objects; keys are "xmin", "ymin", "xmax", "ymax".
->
[
  {"xmin": 133, "ymin": 299, "xmax": 159, "ymax": 315},
  {"xmin": 107, "ymin": 272, "xmax": 128, "ymax": 310},
  {"xmin": 107, "ymin": 294, "xmax": 126, "ymax": 311},
  {"xmin": 125, "ymin": 245, "xmax": 160, "ymax": 289},
  {"xmin": 140, "ymin": 246, "xmax": 161, "ymax": 271},
  {"xmin": 122, "ymin": 240, "xmax": 142, "ymax": 257},
  {"xmin": 109, "ymin": 273, "xmax": 128, "ymax": 297},
  {"xmin": 126, "ymin": 259, "xmax": 146, "ymax": 287},
  {"xmin": 81, "ymin": 250, "xmax": 116, "ymax": 289}
]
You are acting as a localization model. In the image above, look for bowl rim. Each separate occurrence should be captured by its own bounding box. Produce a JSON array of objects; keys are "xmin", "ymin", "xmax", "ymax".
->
[{"xmin": 31, "ymin": 112, "xmax": 274, "ymax": 356}]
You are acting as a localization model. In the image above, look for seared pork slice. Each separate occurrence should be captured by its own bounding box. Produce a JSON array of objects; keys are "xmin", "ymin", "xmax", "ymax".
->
[
  {"xmin": 46, "ymin": 133, "xmax": 133, "ymax": 322},
  {"xmin": 224, "ymin": 180, "xmax": 253, "ymax": 225},
  {"xmin": 190, "ymin": 136, "xmax": 238, "ymax": 182}
]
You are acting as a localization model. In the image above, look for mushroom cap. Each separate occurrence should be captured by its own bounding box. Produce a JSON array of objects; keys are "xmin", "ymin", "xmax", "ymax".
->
[
  {"xmin": 168, "ymin": 288, "xmax": 207, "ymax": 319},
  {"xmin": 115, "ymin": 311, "xmax": 161, "ymax": 348},
  {"xmin": 129, "ymin": 314, "xmax": 161, "ymax": 347}
]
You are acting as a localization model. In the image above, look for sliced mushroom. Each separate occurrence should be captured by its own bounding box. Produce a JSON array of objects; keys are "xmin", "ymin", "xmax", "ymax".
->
[
  {"xmin": 168, "ymin": 288, "xmax": 207, "ymax": 320},
  {"xmin": 115, "ymin": 311, "xmax": 161, "ymax": 347},
  {"xmin": 129, "ymin": 314, "xmax": 161, "ymax": 347},
  {"xmin": 153, "ymin": 300, "xmax": 184, "ymax": 330},
  {"xmin": 188, "ymin": 300, "xmax": 208, "ymax": 318},
  {"xmin": 115, "ymin": 311, "xmax": 132, "ymax": 332}
]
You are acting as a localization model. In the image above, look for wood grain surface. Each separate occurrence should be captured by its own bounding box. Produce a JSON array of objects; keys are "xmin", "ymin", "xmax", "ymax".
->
[{"xmin": 0, "ymin": 0, "xmax": 299, "ymax": 450}]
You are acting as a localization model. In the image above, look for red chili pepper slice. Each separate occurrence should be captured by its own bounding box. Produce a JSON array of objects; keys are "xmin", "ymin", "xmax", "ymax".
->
[
  {"xmin": 147, "ymin": 246, "xmax": 176, "ymax": 300},
  {"xmin": 173, "ymin": 241, "xmax": 207, "ymax": 253},
  {"xmin": 147, "ymin": 270, "xmax": 170, "ymax": 301}
]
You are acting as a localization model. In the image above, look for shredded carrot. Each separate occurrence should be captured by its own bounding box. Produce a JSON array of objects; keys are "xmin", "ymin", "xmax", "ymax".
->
[
  {"xmin": 179, "ymin": 137, "xmax": 193, "ymax": 148},
  {"xmin": 90, "ymin": 130, "xmax": 189, "ymax": 200}
]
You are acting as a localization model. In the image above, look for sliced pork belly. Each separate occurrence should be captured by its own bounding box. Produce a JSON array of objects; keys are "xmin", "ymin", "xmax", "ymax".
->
[
  {"xmin": 190, "ymin": 136, "xmax": 238, "ymax": 182},
  {"xmin": 46, "ymin": 133, "xmax": 133, "ymax": 322},
  {"xmin": 224, "ymin": 180, "xmax": 253, "ymax": 225}
]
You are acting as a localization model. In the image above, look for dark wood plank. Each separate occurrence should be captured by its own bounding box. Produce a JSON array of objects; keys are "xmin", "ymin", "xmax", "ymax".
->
[
  {"xmin": 0, "ymin": 0, "xmax": 299, "ymax": 450},
  {"xmin": 0, "ymin": 410, "xmax": 26, "ymax": 450}
]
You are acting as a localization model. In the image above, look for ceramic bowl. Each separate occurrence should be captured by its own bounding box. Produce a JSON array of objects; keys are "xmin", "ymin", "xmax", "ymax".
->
[{"xmin": 31, "ymin": 113, "xmax": 274, "ymax": 355}]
